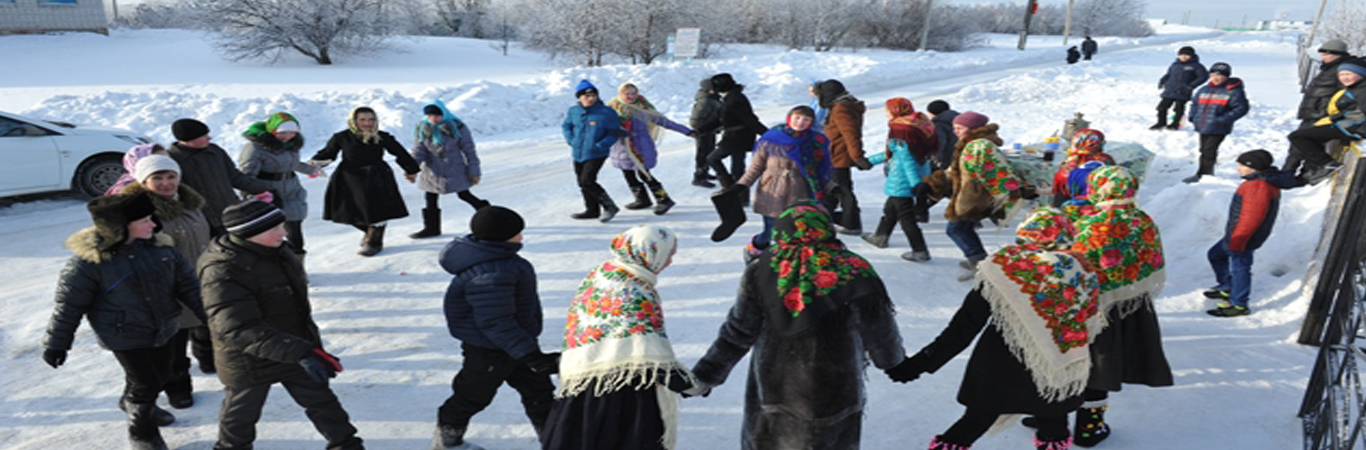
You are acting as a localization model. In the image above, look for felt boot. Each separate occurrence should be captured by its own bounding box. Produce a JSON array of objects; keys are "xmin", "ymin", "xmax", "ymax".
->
[
  {"xmin": 409, "ymin": 208, "xmax": 442, "ymax": 239},
  {"xmin": 710, "ymin": 185, "xmax": 748, "ymax": 242},
  {"xmin": 596, "ymin": 192, "xmax": 620, "ymax": 223},
  {"xmin": 127, "ymin": 402, "xmax": 170, "ymax": 450},
  {"xmin": 358, "ymin": 224, "xmax": 385, "ymax": 257},
  {"xmin": 652, "ymin": 186, "xmax": 675, "ymax": 215},
  {"xmin": 431, "ymin": 423, "xmax": 485, "ymax": 450},
  {"xmin": 1073, "ymin": 402, "xmax": 1111, "ymax": 447},
  {"xmin": 929, "ymin": 435, "xmax": 971, "ymax": 450},
  {"xmin": 625, "ymin": 186, "xmax": 652, "ymax": 210}
]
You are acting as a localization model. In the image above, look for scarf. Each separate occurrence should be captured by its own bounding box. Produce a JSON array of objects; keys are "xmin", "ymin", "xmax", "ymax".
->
[
  {"xmin": 608, "ymin": 92, "xmax": 663, "ymax": 142},
  {"xmin": 414, "ymin": 99, "xmax": 465, "ymax": 146},
  {"xmin": 886, "ymin": 98, "xmax": 937, "ymax": 164},
  {"xmin": 560, "ymin": 225, "xmax": 694, "ymax": 449},
  {"xmin": 961, "ymin": 137, "xmax": 1026, "ymax": 218},
  {"xmin": 769, "ymin": 202, "xmax": 878, "ymax": 320},
  {"xmin": 347, "ymin": 107, "xmax": 381, "ymax": 144},
  {"xmin": 1071, "ymin": 166, "xmax": 1165, "ymax": 318},
  {"xmin": 759, "ymin": 125, "xmax": 833, "ymax": 202},
  {"xmin": 243, "ymin": 113, "xmax": 304, "ymax": 152},
  {"xmin": 977, "ymin": 206, "xmax": 1101, "ymax": 402}
]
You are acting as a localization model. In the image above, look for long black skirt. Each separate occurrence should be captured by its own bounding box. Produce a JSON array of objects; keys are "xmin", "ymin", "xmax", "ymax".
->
[
  {"xmin": 322, "ymin": 163, "xmax": 409, "ymax": 226},
  {"xmin": 542, "ymin": 384, "xmax": 666, "ymax": 450},
  {"xmin": 1087, "ymin": 296, "xmax": 1175, "ymax": 392}
]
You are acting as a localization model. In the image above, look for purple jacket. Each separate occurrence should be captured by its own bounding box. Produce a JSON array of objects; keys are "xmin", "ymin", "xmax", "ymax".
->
[{"xmin": 609, "ymin": 110, "xmax": 692, "ymax": 170}]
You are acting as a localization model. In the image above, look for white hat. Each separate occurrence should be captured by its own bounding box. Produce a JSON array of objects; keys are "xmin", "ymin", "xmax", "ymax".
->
[
  {"xmin": 134, "ymin": 154, "xmax": 181, "ymax": 183},
  {"xmin": 273, "ymin": 120, "xmax": 300, "ymax": 133}
]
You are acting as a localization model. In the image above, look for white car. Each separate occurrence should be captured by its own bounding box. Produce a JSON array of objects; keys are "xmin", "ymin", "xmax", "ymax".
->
[{"xmin": 0, "ymin": 110, "xmax": 151, "ymax": 198}]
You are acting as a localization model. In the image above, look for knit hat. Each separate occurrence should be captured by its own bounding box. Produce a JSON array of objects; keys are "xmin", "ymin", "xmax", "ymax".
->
[
  {"xmin": 1236, "ymin": 149, "xmax": 1275, "ymax": 171},
  {"xmin": 575, "ymin": 80, "xmax": 599, "ymax": 98},
  {"xmin": 172, "ymin": 119, "xmax": 210, "ymax": 142},
  {"xmin": 1178, "ymin": 46, "xmax": 1196, "ymax": 56},
  {"xmin": 953, "ymin": 111, "xmax": 990, "ymax": 130},
  {"xmin": 423, "ymin": 104, "xmax": 443, "ymax": 116},
  {"xmin": 1340, "ymin": 58, "xmax": 1366, "ymax": 78},
  {"xmin": 222, "ymin": 200, "xmax": 286, "ymax": 239},
  {"xmin": 133, "ymin": 154, "xmax": 180, "ymax": 184},
  {"xmin": 87, "ymin": 192, "xmax": 157, "ymax": 250},
  {"xmin": 1320, "ymin": 39, "xmax": 1349, "ymax": 55},
  {"xmin": 470, "ymin": 206, "xmax": 525, "ymax": 242},
  {"xmin": 1209, "ymin": 62, "xmax": 1232, "ymax": 76},
  {"xmin": 265, "ymin": 112, "xmax": 299, "ymax": 134},
  {"xmin": 710, "ymin": 73, "xmax": 737, "ymax": 93},
  {"xmin": 926, "ymin": 100, "xmax": 950, "ymax": 115}
]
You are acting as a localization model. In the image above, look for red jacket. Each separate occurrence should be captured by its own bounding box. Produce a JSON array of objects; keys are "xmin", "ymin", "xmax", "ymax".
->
[{"xmin": 1225, "ymin": 171, "xmax": 1298, "ymax": 252}]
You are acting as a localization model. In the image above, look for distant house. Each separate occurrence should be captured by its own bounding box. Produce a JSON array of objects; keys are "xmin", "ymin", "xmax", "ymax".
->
[{"xmin": 0, "ymin": 0, "xmax": 109, "ymax": 35}]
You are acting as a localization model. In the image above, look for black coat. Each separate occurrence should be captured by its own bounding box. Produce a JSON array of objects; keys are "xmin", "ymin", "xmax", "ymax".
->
[
  {"xmin": 930, "ymin": 110, "xmax": 960, "ymax": 170},
  {"xmin": 198, "ymin": 234, "xmax": 322, "ymax": 388},
  {"xmin": 1299, "ymin": 58, "xmax": 1347, "ymax": 121},
  {"xmin": 1086, "ymin": 298, "xmax": 1174, "ymax": 392},
  {"xmin": 1158, "ymin": 55, "xmax": 1209, "ymax": 101},
  {"xmin": 717, "ymin": 87, "xmax": 769, "ymax": 155},
  {"xmin": 1081, "ymin": 38, "xmax": 1097, "ymax": 56},
  {"xmin": 440, "ymin": 235, "xmax": 543, "ymax": 360},
  {"xmin": 44, "ymin": 230, "xmax": 203, "ymax": 352},
  {"xmin": 1067, "ymin": 47, "xmax": 1081, "ymax": 64},
  {"xmin": 310, "ymin": 130, "xmax": 421, "ymax": 226},
  {"xmin": 692, "ymin": 255, "xmax": 904, "ymax": 450},
  {"xmin": 166, "ymin": 142, "xmax": 270, "ymax": 230},
  {"xmin": 909, "ymin": 289, "xmax": 1083, "ymax": 415}
]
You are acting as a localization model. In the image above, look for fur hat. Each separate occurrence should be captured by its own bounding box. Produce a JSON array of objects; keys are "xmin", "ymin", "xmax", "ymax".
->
[
  {"xmin": 926, "ymin": 100, "xmax": 950, "ymax": 115},
  {"xmin": 710, "ymin": 73, "xmax": 737, "ymax": 93},
  {"xmin": 1236, "ymin": 149, "xmax": 1275, "ymax": 172},
  {"xmin": 171, "ymin": 118, "xmax": 210, "ymax": 142},
  {"xmin": 1178, "ymin": 46, "xmax": 1196, "ymax": 56},
  {"xmin": 133, "ymin": 154, "xmax": 180, "ymax": 184},
  {"xmin": 1209, "ymin": 62, "xmax": 1232, "ymax": 76},
  {"xmin": 575, "ymin": 80, "xmax": 599, "ymax": 98},
  {"xmin": 222, "ymin": 200, "xmax": 286, "ymax": 239},
  {"xmin": 952, "ymin": 111, "xmax": 990, "ymax": 130},
  {"xmin": 470, "ymin": 206, "xmax": 525, "ymax": 242},
  {"xmin": 87, "ymin": 192, "xmax": 157, "ymax": 251}
]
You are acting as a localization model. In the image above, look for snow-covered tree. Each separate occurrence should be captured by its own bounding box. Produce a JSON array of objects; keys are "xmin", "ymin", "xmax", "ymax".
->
[
  {"xmin": 434, "ymin": 0, "xmax": 491, "ymax": 37},
  {"xmin": 1322, "ymin": 2, "xmax": 1366, "ymax": 55},
  {"xmin": 187, "ymin": 0, "xmax": 398, "ymax": 65}
]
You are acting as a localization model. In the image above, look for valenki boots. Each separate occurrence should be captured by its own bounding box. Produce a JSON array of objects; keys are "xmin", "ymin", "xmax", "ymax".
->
[
  {"xmin": 358, "ymin": 224, "xmax": 386, "ymax": 257},
  {"xmin": 624, "ymin": 186, "xmax": 653, "ymax": 210},
  {"xmin": 1073, "ymin": 401, "xmax": 1110, "ymax": 447},
  {"xmin": 431, "ymin": 423, "xmax": 485, "ymax": 450},
  {"xmin": 652, "ymin": 186, "xmax": 675, "ymax": 215},
  {"xmin": 410, "ymin": 208, "xmax": 442, "ymax": 239},
  {"xmin": 595, "ymin": 192, "xmax": 620, "ymax": 223},
  {"xmin": 127, "ymin": 402, "xmax": 170, "ymax": 450}
]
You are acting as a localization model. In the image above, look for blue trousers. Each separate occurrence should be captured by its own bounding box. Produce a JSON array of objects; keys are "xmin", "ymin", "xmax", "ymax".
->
[
  {"xmin": 946, "ymin": 220, "xmax": 986, "ymax": 259},
  {"xmin": 1207, "ymin": 238, "xmax": 1255, "ymax": 308},
  {"xmin": 753, "ymin": 216, "xmax": 777, "ymax": 249}
]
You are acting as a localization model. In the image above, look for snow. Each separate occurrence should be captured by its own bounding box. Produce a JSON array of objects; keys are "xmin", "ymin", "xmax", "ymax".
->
[{"xmin": 0, "ymin": 25, "xmax": 1320, "ymax": 449}]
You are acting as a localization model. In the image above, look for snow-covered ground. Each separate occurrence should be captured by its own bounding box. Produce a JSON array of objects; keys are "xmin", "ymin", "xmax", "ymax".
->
[{"xmin": 0, "ymin": 25, "xmax": 1321, "ymax": 449}]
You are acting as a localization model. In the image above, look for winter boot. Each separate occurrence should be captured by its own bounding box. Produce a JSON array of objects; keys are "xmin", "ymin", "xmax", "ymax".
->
[
  {"xmin": 717, "ymin": 173, "xmax": 735, "ymax": 189},
  {"xmin": 625, "ymin": 186, "xmax": 653, "ymax": 210},
  {"xmin": 901, "ymin": 250, "xmax": 931, "ymax": 262},
  {"xmin": 1165, "ymin": 118, "xmax": 1181, "ymax": 130},
  {"xmin": 119, "ymin": 397, "xmax": 175, "ymax": 427},
  {"xmin": 431, "ymin": 423, "xmax": 485, "ymax": 450},
  {"xmin": 358, "ymin": 224, "xmax": 386, "ymax": 257},
  {"xmin": 409, "ymin": 208, "xmax": 443, "ymax": 239},
  {"xmin": 571, "ymin": 192, "xmax": 601, "ymax": 220},
  {"xmin": 474, "ymin": 199, "xmax": 491, "ymax": 210},
  {"xmin": 710, "ymin": 185, "xmax": 748, "ymax": 242},
  {"xmin": 166, "ymin": 390, "xmax": 194, "ymax": 410},
  {"xmin": 861, "ymin": 233, "xmax": 890, "ymax": 248},
  {"xmin": 596, "ymin": 192, "xmax": 620, "ymax": 223},
  {"xmin": 692, "ymin": 171, "xmax": 716, "ymax": 188},
  {"xmin": 127, "ymin": 402, "xmax": 170, "ymax": 450},
  {"xmin": 1035, "ymin": 436, "xmax": 1073, "ymax": 450},
  {"xmin": 929, "ymin": 435, "xmax": 971, "ymax": 450},
  {"xmin": 652, "ymin": 186, "xmax": 676, "ymax": 215},
  {"xmin": 1073, "ymin": 402, "xmax": 1111, "ymax": 447},
  {"xmin": 1182, "ymin": 174, "xmax": 1202, "ymax": 184}
]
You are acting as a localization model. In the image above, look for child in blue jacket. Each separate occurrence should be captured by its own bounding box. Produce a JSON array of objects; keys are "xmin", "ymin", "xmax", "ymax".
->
[
  {"xmin": 1204, "ymin": 150, "xmax": 1302, "ymax": 317},
  {"xmin": 862, "ymin": 98, "xmax": 936, "ymax": 262},
  {"xmin": 1183, "ymin": 62, "xmax": 1250, "ymax": 183}
]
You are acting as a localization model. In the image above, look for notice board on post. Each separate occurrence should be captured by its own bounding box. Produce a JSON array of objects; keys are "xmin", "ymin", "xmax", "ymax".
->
[{"xmin": 675, "ymin": 28, "xmax": 701, "ymax": 59}]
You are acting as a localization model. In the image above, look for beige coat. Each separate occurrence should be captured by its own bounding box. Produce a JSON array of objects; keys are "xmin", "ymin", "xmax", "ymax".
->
[{"xmin": 738, "ymin": 139, "xmax": 833, "ymax": 218}]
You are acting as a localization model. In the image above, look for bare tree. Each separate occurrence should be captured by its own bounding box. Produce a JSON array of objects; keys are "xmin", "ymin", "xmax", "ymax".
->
[
  {"xmin": 434, "ymin": 0, "xmax": 490, "ymax": 37},
  {"xmin": 187, "ymin": 0, "xmax": 397, "ymax": 65}
]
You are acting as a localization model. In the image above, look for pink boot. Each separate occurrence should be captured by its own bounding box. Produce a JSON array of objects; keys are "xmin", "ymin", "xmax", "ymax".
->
[
  {"xmin": 929, "ymin": 435, "xmax": 971, "ymax": 450},
  {"xmin": 1034, "ymin": 436, "xmax": 1073, "ymax": 450}
]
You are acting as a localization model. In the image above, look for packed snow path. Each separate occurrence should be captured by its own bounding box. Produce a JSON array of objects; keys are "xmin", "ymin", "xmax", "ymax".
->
[{"xmin": 0, "ymin": 28, "xmax": 1318, "ymax": 449}]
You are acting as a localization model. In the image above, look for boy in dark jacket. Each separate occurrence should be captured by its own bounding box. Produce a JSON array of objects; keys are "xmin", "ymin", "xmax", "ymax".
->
[
  {"xmin": 1287, "ymin": 57, "xmax": 1366, "ymax": 185},
  {"xmin": 432, "ymin": 206, "xmax": 556, "ymax": 450},
  {"xmin": 926, "ymin": 100, "xmax": 960, "ymax": 171},
  {"xmin": 1183, "ymin": 62, "xmax": 1250, "ymax": 183},
  {"xmin": 1204, "ymin": 150, "xmax": 1302, "ymax": 317},
  {"xmin": 1151, "ymin": 46, "xmax": 1209, "ymax": 130},
  {"xmin": 198, "ymin": 200, "xmax": 363, "ymax": 450},
  {"xmin": 690, "ymin": 78, "xmax": 723, "ymax": 188},
  {"xmin": 708, "ymin": 73, "xmax": 769, "ymax": 189}
]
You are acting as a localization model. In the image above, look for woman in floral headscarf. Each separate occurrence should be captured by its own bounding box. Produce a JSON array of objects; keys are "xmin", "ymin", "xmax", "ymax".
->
[
  {"xmin": 895, "ymin": 207, "xmax": 1101, "ymax": 450},
  {"xmin": 544, "ymin": 225, "xmax": 699, "ymax": 450},
  {"xmin": 1050, "ymin": 128, "xmax": 1115, "ymax": 207},
  {"xmin": 691, "ymin": 201, "xmax": 905, "ymax": 450},
  {"xmin": 308, "ymin": 106, "xmax": 421, "ymax": 256},
  {"xmin": 1065, "ymin": 165, "xmax": 1172, "ymax": 446},
  {"xmin": 608, "ymin": 83, "xmax": 695, "ymax": 215}
]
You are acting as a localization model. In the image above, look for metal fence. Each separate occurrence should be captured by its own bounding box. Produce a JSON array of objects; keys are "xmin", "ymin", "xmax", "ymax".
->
[{"xmin": 1299, "ymin": 155, "xmax": 1366, "ymax": 450}]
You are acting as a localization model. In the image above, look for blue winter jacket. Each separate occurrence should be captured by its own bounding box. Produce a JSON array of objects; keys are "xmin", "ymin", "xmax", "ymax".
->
[
  {"xmin": 562, "ymin": 101, "xmax": 621, "ymax": 163},
  {"xmin": 1158, "ymin": 55, "xmax": 1209, "ymax": 101},
  {"xmin": 868, "ymin": 140, "xmax": 933, "ymax": 197},
  {"xmin": 440, "ymin": 235, "xmax": 543, "ymax": 359},
  {"xmin": 1187, "ymin": 78, "xmax": 1250, "ymax": 135},
  {"xmin": 809, "ymin": 97, "xmax": 829, "ymax": 134}
]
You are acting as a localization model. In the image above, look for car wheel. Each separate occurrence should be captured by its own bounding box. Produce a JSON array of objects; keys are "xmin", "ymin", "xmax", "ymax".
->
[{"xmin": 75, "ymin": 155, "xmax": 125, "ymax": 197}]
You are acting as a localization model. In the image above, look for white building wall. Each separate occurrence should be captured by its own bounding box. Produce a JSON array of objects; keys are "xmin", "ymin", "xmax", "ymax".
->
[{"xmin": 0, "ymin": 0, "xmax": 109, "ymax": 35}]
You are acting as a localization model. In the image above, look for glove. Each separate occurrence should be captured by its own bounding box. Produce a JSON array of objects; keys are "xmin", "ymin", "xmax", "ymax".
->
[
  {"xmin": 666, "ymin": 370, "xmax": 694, "ymax": 394},
  {"xmin": 682, "ymin": 383, "xmax": 712, "ymax": 398},
  {"xmin": 299, "ymin": 349, "xmax": 343, "ymax": 383},
  {"xmin": 253, "ymin": 191, "xmax": 274, "ymax": 203},
  {"xmin": 521, "ymin": 352, "xmax": 560, "ymax": 374},
  {"xmin": 42, "ymin": 348, "xmax": 67, "ymax": 369},
  {"xmin": 470, "ymin": 175, "xmax": 481, "ymax": 186},
  {"xmin": 911, "ymin": 182, "xmax": 931, "ymax": 196},
  {"xmin": 853, "ymin": 157, "xmax": 874, "ymax": 171},
  {"xmin": 885, "ymin": 356, "xmax": 924, "ymax": 383}
]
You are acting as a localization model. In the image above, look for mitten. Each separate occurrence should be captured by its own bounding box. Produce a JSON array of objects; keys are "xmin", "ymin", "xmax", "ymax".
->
[
  {"xmin": 885, "ymin": 356, "xmax": 924, "ymax": 383},
  {"xmin": 299, "ymin": 348, "xmax": 343, "ymax": 383},
  {"xmin": 520, "ymin": 352, "xmax": 560, "ymax": 374},
  {"xmin": 854, "ymin": 157, "xmax": 874, "ymax": 171},
  {"xmin": 42, "ymin": 348, "xmax": 67, "ymax": 369}
]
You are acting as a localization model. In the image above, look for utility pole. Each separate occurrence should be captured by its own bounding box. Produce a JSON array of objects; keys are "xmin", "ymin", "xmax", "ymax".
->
[
  {"xmin": 1017, "ymin": 0, "xmax": 1037, "ymax": 51},
  {"xmin": 1062, "ymin": 0, "xmax": 1075, "ymax": 46},
  {"xmin": 1304, "ymin": 0, "xmax": 1330, "ymax": 51},
  {"xmin": 918, "ymin": 0, "xmax": 934, "ymax": 51}
]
